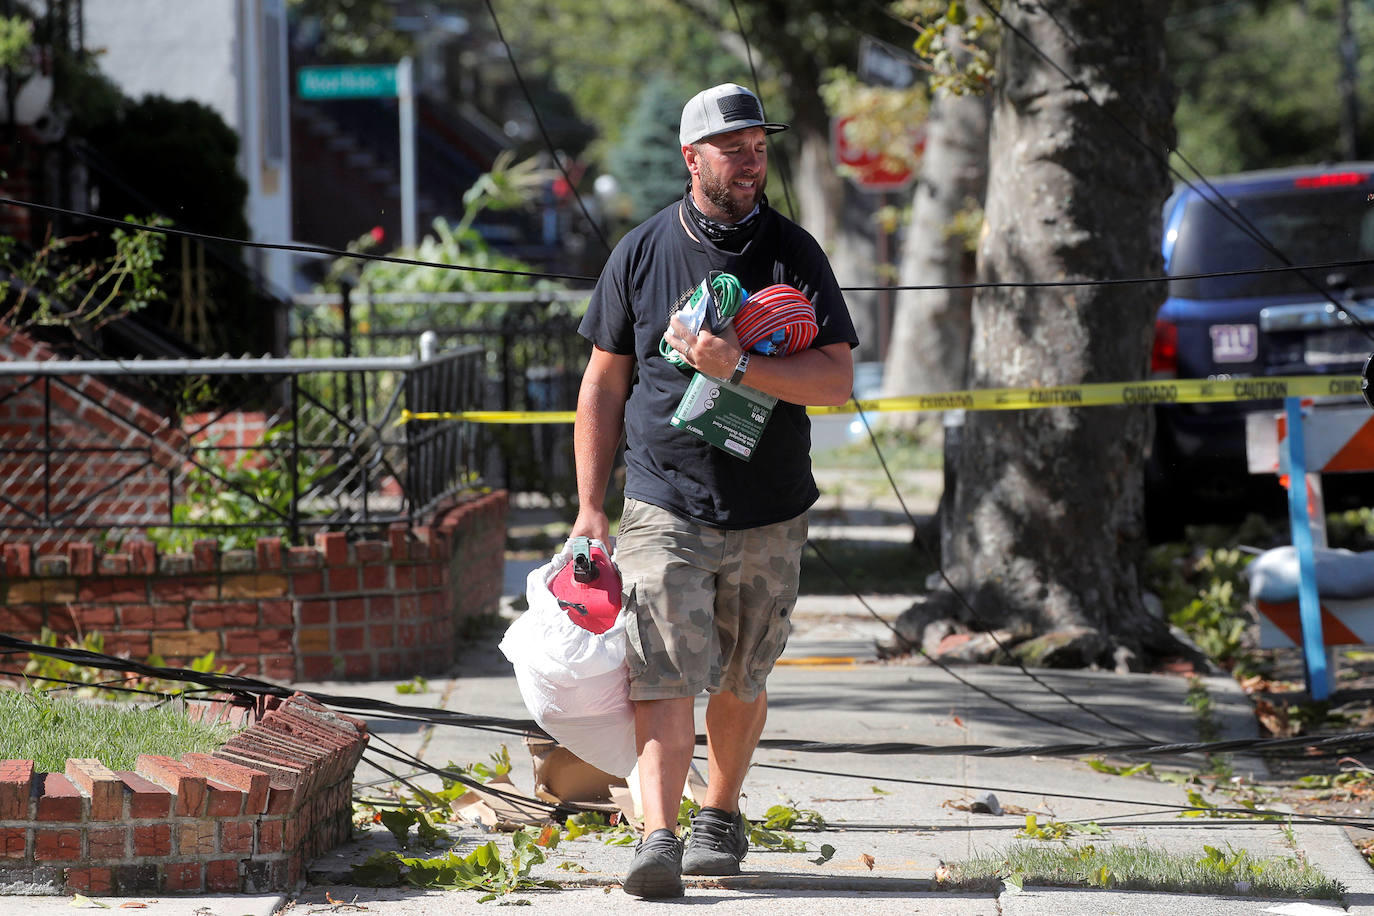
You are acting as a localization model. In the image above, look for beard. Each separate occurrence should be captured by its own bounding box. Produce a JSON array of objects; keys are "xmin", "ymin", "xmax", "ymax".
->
[{"xmin": 697, "ymin": 157, "xmax": 765, "ymax": 222}]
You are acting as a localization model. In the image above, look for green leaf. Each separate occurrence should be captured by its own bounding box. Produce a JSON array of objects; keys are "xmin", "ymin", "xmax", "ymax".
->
[
  {"xmin": 415, "ymin": 811, "xmax": 449, "ymax": 848},
  {"xmin": 68, "ymin": 893, "xmax": 111, "ymax": 909},
  {"xmin": 350, "ymin": 851, "xmax": 404, "ymax": 887},
  {"xmin": 379, "ymin": 808, "xmax": 419, "ymax": 848},
  {"xmin": 810, "ymin": 844, "xmax": 837, "ymax": 865}
]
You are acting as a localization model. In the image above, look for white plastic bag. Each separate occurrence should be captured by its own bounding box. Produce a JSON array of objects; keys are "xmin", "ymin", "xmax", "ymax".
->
[
  {"xmin": 1248, "ymin": 546, "xmax": 1374, "ymax": 602},
  {"xmin": 498, "ymin": 541, "xmax": 637, "ymax": 777}
]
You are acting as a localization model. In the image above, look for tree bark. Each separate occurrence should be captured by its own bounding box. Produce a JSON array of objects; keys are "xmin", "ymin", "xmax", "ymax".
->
[{"xmin": 938, "ymin": 1, "xmax": 1179, "ymax": 664}]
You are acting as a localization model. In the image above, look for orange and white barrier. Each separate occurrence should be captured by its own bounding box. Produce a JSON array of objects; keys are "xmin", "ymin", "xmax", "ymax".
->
[{"xmin": 1256, "ymin": 598, "xmax": 1374, "ymax": 649}]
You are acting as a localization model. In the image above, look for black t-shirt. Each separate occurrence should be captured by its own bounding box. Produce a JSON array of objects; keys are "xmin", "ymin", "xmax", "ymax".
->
[{"xmin": 579, "ymin": 199, "xmax": 859, "ymax": 529}]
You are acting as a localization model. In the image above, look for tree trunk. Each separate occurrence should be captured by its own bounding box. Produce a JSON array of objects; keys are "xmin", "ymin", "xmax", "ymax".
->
[
  {"xmin": 791, "ymin": 99, "xmax": 880, "ymax": 361},
  {"xmin": 884, "ymin": 87, "xmax": 990, "ymax": 399},
  {"xmin": 938, "ymin": 1, "xmax": 1179, "ymax": 665}
]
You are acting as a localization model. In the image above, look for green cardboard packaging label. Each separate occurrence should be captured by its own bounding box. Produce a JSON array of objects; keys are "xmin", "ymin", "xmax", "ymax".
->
[{"xmin": 670, "ymin": 371, "xmax": 777, "ymax": 460}]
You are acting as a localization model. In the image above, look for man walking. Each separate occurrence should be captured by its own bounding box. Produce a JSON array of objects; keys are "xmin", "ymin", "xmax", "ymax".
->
[{"xmin": 571, "ymin": 82, "xmax": 858, "ymax": 898}]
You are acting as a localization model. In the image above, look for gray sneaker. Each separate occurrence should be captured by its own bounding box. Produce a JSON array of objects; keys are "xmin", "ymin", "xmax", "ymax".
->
[
  {"xmin": 681, "ymin": 807, "xmax": 749, "ymax": 876},
  {"xmin": 623, "ymin": 828, "xmax": 684, "ymax": 898}
]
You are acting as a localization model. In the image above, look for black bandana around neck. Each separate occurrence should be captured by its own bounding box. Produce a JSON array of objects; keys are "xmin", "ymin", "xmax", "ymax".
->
[{"xmin": 683, "ymin": 185, "xmax": 765, "ymax": 252}]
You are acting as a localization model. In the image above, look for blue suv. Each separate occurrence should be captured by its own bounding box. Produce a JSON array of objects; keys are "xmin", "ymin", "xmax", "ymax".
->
[{"xmin": 1148, "ymin": 163, "xmax": 1374, "ymax": 539}]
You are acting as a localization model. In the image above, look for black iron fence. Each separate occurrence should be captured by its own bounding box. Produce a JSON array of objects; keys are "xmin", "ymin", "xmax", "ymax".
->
[
  {"xmin": 0, "ymin": 346, "xmax": 485, "ymax": 545},
  {"xmin": 291, "ymin": 289, "xmax": 591, "ymax": 500}
]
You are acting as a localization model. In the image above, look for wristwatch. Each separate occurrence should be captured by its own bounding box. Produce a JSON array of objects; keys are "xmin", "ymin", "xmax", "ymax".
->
[{"xmin": 730, "ymin": 352, "xmax": 750, "ymax": 385}]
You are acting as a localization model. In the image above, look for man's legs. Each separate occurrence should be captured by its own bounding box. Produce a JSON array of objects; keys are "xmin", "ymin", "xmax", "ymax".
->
[
  {"xmin": 635, "ymin": 688, "xmax": 768, "ymax": 831},
  {"xmin": 634, "ymin": 696, "xmax": 696, "ymax": 834},
  {"xmin": 616, "ymin": 501, "xmax": 805, "ymax": 891},
  {"xmin": 622, "ymin": 696, "xmax": 695, "ymax": 898},
  {"xmin": 702, "ymin": 688, "xmax": 767, "ymax": 811}
]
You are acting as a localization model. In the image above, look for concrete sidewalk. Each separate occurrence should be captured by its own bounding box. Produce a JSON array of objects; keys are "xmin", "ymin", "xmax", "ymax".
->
[
  {"xmin": 226, "ymin": 586, "xmax": 1371, "ymax": 916},
  {"xmin": 25, "ymin": 503, "xmax": 1374, "ymax": 916},
  {"xmin": 269, "ymin": 611, "xmax": 1374, "ymax": 915},
  {"xmin": 26, "ymin": 599, "xmax": 1374, "ymax": 915}
]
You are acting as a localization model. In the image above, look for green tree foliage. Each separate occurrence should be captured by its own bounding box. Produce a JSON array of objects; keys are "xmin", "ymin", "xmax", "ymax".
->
[
  {"xmin": 287, "ymin": 0, "xmax": 415, "ymax": 62},
  {"xmin": 607, "ymin": 76, "xmax": 694, "ymax": 222},
  {"xmin": 0, "ymin": 14, "xmax": 33, "ymax": 70},
  {"xmin": 0, "ymin": 217, "xmax": 167, "ymax": 331},
  {"xmin": 492, "ymin": 0, "xmax": 741, "ymax": 165},
  {"xmin": 311, "ymin": 152, "xmax": 567, "ymax": 336},
  {"xmin": 1168, "ymin": 0, "xmax": 1374, "ymax": 174}
]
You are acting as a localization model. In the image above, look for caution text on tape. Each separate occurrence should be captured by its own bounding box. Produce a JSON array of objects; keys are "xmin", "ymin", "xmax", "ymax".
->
[{"xmin": 814, "ymin": 374, "xmax": 1364, "ymax": 416}]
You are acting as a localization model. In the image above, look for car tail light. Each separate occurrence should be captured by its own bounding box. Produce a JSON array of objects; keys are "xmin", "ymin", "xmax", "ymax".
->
[
  {"xmin": 1294, "ymin": 172, "xmax": 1369, "ymax": 188},
  {"xmin": 1151, "ymin": 319, "xmax": 1178, "ymax": 377}
]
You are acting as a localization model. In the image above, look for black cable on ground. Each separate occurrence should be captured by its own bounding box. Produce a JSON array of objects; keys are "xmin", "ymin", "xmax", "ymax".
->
[
  {"xmin": 11, "ymin": 634, "xmax": 1374, "ymax": 762},
  {"xmin": 844, "ymin": 400, "xmax": 1162, "ymax": 745},
  {"xmin": 0, "ymin": 667, "xmax": 200, "ymax": 701},
  {"xmin": 751, "ymin": 728, "xmax": 1374, "ymax": 759},
  {"xmin": 803, "ymin": 539, "xmax": 1116, "ymax": 742},
  {"xmin": 362, "ymin": 740, "xmax": 586, "ymax": 821},
  {"xmin": 0, "ymin": 634, "xmax": 546, "ymax": 737},
  {"xmin": 743, "ymin": 758, "xmax": 1374, "ymax": 831}
]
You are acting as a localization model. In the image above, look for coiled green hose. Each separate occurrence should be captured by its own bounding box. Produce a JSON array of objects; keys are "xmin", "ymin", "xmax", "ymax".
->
[{"xmin": 659, "ymin": 271, "xmax": 747, "ymax": 368}]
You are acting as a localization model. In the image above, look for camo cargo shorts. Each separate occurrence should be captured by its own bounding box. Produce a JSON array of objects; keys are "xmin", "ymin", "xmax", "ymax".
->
[{"xmin": 614, "ymin": 498, "xmax": 808, "ymax": 703}]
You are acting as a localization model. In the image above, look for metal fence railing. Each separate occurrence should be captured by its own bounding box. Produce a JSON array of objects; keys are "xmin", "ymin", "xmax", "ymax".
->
[
  {"xmin": 291, "ymin": 289, "xmax": 591, "ymax": 499},
  {"xmin": 0, "ymin": 345, "xmax": 484, "ymax": 545}
]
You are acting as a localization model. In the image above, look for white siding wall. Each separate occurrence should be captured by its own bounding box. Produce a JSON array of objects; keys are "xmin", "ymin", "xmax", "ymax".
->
[
  {"xmin": 83, "ymin": 0, "xmax": 293, "ymax": 295},
  {"xmin": 83, "ymin": 0, "xmax": 239, "ymax": 125}
]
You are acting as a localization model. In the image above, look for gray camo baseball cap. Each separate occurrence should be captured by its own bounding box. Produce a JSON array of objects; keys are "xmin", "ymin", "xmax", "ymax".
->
[{"xmin": 679, "ymin": 83, "xmax": 788, "ymax": 147}]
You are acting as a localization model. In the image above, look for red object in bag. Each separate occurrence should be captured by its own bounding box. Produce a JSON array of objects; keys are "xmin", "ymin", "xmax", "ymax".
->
[{"xmin": 548, "ymin": 537, "xmax": 622, "ymax": 634}]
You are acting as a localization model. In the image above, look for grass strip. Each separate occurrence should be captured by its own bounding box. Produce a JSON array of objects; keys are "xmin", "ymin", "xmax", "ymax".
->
[
  {"xmin": 941, "ymin": 840, "xmax": 1343, "ymax": 900},
  {"xmin": 0, "ymin": 686, "xmax": 236, "ymax": 772}
]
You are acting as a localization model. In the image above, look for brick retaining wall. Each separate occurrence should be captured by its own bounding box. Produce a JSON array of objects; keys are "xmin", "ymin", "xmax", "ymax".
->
[
  {"xmin": 0, "ymin": 490, "xmax": 507, "ymax": 681},
  {"xmin": 0, "ymin": 693, "xmax": 368, "ymax": 895}
]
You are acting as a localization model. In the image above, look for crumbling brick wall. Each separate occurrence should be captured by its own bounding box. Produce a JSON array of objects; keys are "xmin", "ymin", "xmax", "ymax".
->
[{"xmin": 0, "ymin": 693, "xmax": 368, "ymax": 895}]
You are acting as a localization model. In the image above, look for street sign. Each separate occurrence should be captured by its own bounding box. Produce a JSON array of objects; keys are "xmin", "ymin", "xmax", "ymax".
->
[
  {"xmin": 831, "ymin": 115, "xmax": 921, "ymax": 192},
  {"xmin": 297, "ymin": 64, "xmax": 398, "ymax": 100},
  {"xmin": 858, "ymin": 36, "xmax": 918, "ymax": 89}
]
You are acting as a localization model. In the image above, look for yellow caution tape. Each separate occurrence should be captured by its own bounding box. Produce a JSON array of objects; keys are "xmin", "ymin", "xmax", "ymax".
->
[
  {"xmin": 401, "ymin": 409, "xmax": 577, "ymax": 424},
  {"xmin": 398, "ymin": 374, "xmax": 1363, "ymax": 425},
  {"xmin": 816, "ymin": 374, "xmax": 1364, "ymax": 415}
]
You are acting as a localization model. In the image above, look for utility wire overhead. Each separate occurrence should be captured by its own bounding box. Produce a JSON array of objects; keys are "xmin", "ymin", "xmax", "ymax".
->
[{"xmin": 9, "ymin": 195, "xmax": 1374, "ymax": 296}]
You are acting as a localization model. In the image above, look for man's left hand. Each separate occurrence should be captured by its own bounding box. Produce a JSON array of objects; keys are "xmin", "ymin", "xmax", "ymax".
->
[{"xmin": 665, "ymin": 315, "xmax": 743, "ymax": 380}]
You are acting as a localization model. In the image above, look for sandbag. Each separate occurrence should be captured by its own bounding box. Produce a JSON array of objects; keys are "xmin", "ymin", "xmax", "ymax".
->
[
  {"xmin": 1247, "ymin": 545, "xmax": 1374, "ymax": 602},
  {"xmin": 499, "ymin": 539, "xmax": 637, "ymax": 777}
]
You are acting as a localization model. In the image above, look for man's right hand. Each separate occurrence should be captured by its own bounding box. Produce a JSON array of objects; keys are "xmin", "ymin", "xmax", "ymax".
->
[{"xmin": 570, "ymin": 506, "xmax": 612, "ymax": 547}]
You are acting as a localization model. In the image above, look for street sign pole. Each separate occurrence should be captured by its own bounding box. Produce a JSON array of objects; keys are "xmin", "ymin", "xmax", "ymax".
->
[
  {"xmin": 297, "ymin": 60, "xmax": 416, "ymax": 249},
  {"xmin": 397, "ymin": 57, "xmax": 417, "ymax": 250}
]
